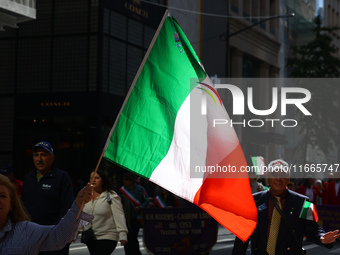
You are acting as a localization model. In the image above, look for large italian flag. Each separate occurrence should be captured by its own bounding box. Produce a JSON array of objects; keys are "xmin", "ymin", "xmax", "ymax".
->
[{"xmin": 104, "ymin": 11, "xmax": 257, "ymax": 242}]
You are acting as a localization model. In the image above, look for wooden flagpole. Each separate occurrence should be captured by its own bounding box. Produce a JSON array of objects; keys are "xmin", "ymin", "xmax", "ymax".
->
[
  {"xmin": 76, "ymin": 10, "xmax": 169, "ymax": 219},
  {"xmin": 76, "ymin": 150, "xmax": 104, "ymax": 219}
]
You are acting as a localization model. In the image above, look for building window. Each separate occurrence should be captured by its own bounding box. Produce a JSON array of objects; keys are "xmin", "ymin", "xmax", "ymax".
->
[
  {"xmin": 252, "ymin": 0, "xmax": 259, "ymax": 23},
  {"xmin": 0, "ymin": 98, "xmax": 14, "ymax": 152},
  {"xmin": 17, "ymin": 38, "xmax": 51, "ymax": 93},
  {"xmin": 54, "ymin": 0, "xmax": 89, "ymax": 35},
  {"xmin": 269, "ymin": 0, "xmax": 276, "ymax": 35},
  {"xmin": 337, "ymin": 13, "xmax": 339, "ymax": 38},
  {"xmin": 108, "ymin": 39, "xmax": 126, "ymax": 95},
  {"xmin": 260, "ymin": 0, "xmax": 267, "ymax": 30},
  {"xmin": 53, "ymin": 37, "xmax": 88, "ymax": 92},
  {"xmin": 102, "ymin": 9, "xmax": 155, "ymax": 96},
  {"xmin": 0, "ymin": 41, "xmax": 15, "ymax": 94},
  {"xmin": 110, "ymin": 11, "xmax": 127, "ymax": 40},
  {"xmin": 243, "ymin": 0, "xmax": 250, "ymax": 19},
  {"xmin": 242, "ymin": 54, "xmax": 260, "ymax": 77},
  {"xmin": 328, "ymin": 5, "xmax": 331, "ymax": 25},
  {"xmin": 231, "ymin": 0, "xmax": 238, "ymax": 14}
]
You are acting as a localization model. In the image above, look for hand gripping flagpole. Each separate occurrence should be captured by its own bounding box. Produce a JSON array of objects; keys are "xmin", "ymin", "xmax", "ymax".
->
[{"xmin": 76, "ymin": 150, "xmax": 105, "ymax": 219}]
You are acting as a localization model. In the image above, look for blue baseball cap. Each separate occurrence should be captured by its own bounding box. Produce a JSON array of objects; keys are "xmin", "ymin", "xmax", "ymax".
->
[
  {"xmin": 0, "ymin": 164, "xmax": 14, "ymax": 176},
  {"xmin": 33, "ymin": 141, "xmax": 54, "ymax": 154}
]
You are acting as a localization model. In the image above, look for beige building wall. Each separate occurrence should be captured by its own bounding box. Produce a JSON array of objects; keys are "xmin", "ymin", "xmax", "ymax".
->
[
  {"xmin": 229, "ymin": 0, "xmax": 281, "ymax": 78},
  {"xmin": 228, "ymin": 0, "xmax": 282, "ymax": 162}
]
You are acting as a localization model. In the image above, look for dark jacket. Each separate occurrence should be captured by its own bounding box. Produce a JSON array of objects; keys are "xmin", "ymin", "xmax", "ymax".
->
[
  {"xmin": 232, "ymin": 189, "xmax": 331, "ymax": 255},
  {"xmin": 21, "ymin": 167, "xmax": 74, "ymax": 225}
]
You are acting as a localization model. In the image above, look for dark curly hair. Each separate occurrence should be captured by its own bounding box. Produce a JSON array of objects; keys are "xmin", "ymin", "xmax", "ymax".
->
[{"xmin": 91, "ymin": 169, "xmax": 115, "ymax": 192}]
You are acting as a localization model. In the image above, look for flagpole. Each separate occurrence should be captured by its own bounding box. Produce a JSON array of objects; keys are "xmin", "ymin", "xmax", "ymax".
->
[
  {"xmin": 102, "ymin": 9, "xmax": 169, "ymax": 153},
  {"xmin": 77, "ymin": 9, "xmax": 170, "ymax": 220},
  {"xmin": 76, "ymin": 149, "xmax": 104, "ymax": 219}
]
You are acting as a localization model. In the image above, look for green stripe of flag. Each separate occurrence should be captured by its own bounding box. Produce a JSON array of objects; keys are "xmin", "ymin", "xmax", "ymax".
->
[
  {"xmin": 251, "ymin": 156, "xmax": 265, "ymax": 175},
  {"xmin": 104, "ymin": 12, "xmax": 206, "ymax": 178},
  {"xmin": 300, "ymin": 200, "xmax": 311, "ymax": 219},
  {"xmin": 299, "ymin": 200, "xmax": 318, "ymax": 222}
]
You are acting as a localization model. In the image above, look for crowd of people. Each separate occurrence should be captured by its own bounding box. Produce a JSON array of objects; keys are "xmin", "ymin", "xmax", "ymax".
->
[
  {"xmin": 2, "ymin": 141, "xmax": 340, "ymax": 255},
  {"xmin": 0, "ymin": 140, "xmax": 185, "ymax": 255},
  {"xmin": 251, "ymin": 171, "xmax": 340, "ymax": 205},
  {"xmin": 234, "ymin": 159, "xmax": 340, "ymax": 255},
  {"xmin": 295, "ymin": 174, "xmax": 340, "ymax": 205}
]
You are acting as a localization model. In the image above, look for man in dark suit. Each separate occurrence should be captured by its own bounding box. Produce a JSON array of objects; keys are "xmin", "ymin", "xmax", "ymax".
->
[{"xmin": 232, "ymin": 159, "xmax": 340, "ymax": 255}]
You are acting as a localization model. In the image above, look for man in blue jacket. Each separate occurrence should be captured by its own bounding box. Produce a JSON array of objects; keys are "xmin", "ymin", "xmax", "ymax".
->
[
  {"xmin": 21, "ymin": 141, "xmax": 74, "ymax": 255},
  {"xmin": 232, "ymin": 159, "xmax": 340, "ymax": 255}
]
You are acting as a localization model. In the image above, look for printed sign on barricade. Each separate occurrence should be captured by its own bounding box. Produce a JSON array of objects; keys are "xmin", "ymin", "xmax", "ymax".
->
[
  {"xmin": 316, "ymin": 205, "xmax": 340, "ymax": 232},
  {"xmin": 142, "ymin": 207, "xmax": 218, "ymax": 255}
]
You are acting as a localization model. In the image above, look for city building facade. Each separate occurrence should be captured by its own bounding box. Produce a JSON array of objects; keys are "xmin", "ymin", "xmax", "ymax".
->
[
  {"xmin": 0, "ymin": 0, "xmax": 336, "ymax": 181},
  {"xmin": 0, "ymin": 0, "xmax": 165, "ymax": 181}
]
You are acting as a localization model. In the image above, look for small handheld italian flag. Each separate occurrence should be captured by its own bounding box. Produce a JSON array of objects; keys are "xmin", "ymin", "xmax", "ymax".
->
[
  {"xmin": 155, "ymin": 195, "xmax": 167, "ymax": 208},
  {"xmin": 251, "ymin": 156, "xmax": 266, "ymax": 175},
  {"xmin": 299, "ymin": 200, "xmax": 319, "ymax": 222}
]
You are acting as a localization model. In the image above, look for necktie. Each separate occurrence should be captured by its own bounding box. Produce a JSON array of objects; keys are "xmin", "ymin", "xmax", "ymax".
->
[{"xmin": 266, "ymin": 196, "xmax": 282, "ymax": 255}]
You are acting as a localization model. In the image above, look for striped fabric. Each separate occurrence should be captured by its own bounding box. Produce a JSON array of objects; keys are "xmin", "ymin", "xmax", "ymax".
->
[{"xmin": 0, "ymin": 203, "xmax": 93, "ymax": 255}]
